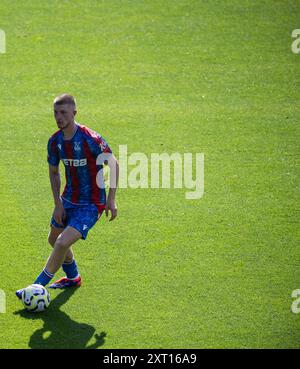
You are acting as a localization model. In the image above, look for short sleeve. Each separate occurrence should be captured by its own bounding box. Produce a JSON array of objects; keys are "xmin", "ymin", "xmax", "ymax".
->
[
  {"xmin": 47, "ymin": 138, "xmax": 60, "ymax": 166},
  {"xmin": 90, "ymin": 133, "xmax": 112, "ymax": 157}
]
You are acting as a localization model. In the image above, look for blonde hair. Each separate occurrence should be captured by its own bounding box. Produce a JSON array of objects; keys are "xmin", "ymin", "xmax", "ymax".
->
[{"xmin": 54, "ymin": 94, "xmax": 76, "ymax": 107}]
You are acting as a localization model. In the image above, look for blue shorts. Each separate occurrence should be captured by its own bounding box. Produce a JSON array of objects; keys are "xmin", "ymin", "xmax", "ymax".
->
[{"xmin": 50, "ymin": 198, "xmax": 102, "ymax": 240}]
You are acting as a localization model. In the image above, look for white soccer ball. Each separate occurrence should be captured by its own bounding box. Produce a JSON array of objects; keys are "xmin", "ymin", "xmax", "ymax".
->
[{"xmin": 21, "ymin": 284, "xmax": 51, "ymax": 312}]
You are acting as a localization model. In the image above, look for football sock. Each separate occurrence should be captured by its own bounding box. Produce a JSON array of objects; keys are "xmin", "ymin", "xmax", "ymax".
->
[
  {"xmin": 34, "ymin": 269, "xmax": 54, "ymax": 286},
  {"xmin": 62, "ymin": 259, "xmax": 79, "ymax": 280}
]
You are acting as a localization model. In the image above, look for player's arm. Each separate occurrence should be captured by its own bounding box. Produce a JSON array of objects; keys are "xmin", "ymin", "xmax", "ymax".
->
[
  {"xmin": 105, "ymin": 154, "xmax": 119, "ymax": 221},
  {"xmin": 49, "ymin": 164, "xmax": 65, "ymax": 226}
]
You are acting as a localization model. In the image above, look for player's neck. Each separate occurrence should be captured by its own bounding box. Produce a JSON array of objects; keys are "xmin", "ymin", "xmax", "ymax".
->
[{"xmin": 62, "ymin": 121, "xmax": 78, "ymax": 140}]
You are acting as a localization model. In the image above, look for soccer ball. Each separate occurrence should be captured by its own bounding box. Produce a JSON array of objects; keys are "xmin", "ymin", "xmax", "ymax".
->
[{"xmin": 21, "ymin": 284, "xmax": 51, "ymax": 312}]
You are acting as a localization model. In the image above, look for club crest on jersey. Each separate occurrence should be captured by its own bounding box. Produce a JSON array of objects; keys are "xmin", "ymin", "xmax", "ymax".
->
[
  {"xmin": 57, "ymin": 144, "xmax": 62, "ymax": 150},
  {"xmin": 74, "ymin": 142, "xmax": 81, "ymax": 151}
]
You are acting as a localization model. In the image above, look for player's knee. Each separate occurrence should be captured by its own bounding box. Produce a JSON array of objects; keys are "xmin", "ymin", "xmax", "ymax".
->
[
  {"xmin": 54, "ymin": 237, "xmax": 71, "ymax": 251},
  {"xmin": 48, "ymin": 234, "xmax": 56, "ymax": 247}
]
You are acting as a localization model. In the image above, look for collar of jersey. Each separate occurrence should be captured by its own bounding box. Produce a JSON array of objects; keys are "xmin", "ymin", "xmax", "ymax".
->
[{"xmin": 62, "ymin": 123, "xmax": 80, "ymax": 142}]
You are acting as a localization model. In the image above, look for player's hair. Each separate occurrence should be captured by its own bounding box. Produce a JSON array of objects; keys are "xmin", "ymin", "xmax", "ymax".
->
[{"xmin": 54, "ymin": 94, "xmax": 76, "ymax": 107}]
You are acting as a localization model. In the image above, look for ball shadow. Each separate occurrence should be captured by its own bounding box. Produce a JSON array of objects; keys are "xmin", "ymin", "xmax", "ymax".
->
[{"xmin": 14, "ymin": 288, "xmax": 107, "ymax": 349}]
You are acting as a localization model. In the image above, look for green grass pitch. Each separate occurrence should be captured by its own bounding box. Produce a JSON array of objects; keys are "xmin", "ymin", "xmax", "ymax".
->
[{"xmin": 0, "ymin": 0, "xmax": 300, "ymax": 348}]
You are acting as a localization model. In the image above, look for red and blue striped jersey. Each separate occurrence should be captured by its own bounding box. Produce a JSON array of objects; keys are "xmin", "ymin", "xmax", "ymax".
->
[{"xmin": 47, "ymin": 124, "xmax": 112, "ymax": 212}]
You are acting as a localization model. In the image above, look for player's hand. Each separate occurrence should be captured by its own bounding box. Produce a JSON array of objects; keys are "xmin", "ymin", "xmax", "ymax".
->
[
  {"xmin": 105, "ymin": 197, "xmax": 117, "ymax": 222},
  {"xmin": 53, "ymin": 200, "xmax": 66, "ymax": 226}
]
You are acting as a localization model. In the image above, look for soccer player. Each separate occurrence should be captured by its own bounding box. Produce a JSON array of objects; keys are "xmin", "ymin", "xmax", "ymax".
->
[{"xmin": 16, "ymin": 94, "xmax": 118, "ymax": 296}]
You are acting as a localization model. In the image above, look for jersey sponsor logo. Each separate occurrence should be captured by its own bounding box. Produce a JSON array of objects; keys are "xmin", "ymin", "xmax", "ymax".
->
[{"xmin": 62, "ymin": 158, "xmax": 87, "ymax": 167}]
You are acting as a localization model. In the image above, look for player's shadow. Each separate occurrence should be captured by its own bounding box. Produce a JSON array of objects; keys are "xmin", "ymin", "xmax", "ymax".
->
[{"xmin": 14, "ymin": 289, "xmax": 107, "ymax": 349}]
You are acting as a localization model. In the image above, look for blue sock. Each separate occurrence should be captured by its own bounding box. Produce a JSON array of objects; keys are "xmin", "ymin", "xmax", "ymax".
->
[
  {"xmin": 34, "ymin": 269, "xmax": 54, "ymax": 286},
  {"xmin": 62, "ymin": 259, "xmax": 79, "ymax": 280}
]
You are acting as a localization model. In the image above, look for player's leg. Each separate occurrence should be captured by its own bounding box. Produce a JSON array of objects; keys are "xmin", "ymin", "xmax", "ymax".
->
[
  {"xmin": 48, "ymin": 225, "xmax": 64, "ymax": 246},
  {"xmin": 47, "ymin": 226, "xmax": 81, "ymax": 288},
  {"xmin": 48, "ymin": 225, "xmax": 80, "ymax": 282},
  {"xmin": 48, "ymin": 225, "xmax": 74, "ymax": 264},
  {"xmin": 45, "ymin": 226, "xmax": 82, "ymax": 275},
  {"xmin": 15, "ymin": 226, "xmax": 82, "ymax": 299},
  {"xmin": 16, "ymin": 204, "xmax": 100, "ymax": 299},
  {"xmin": 32, "ymin": 226, "xmax": 82, "ymax": 288},
  {"xmin": 49, "ymin": 204, "xmax": 102, "ymax": 289}
]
